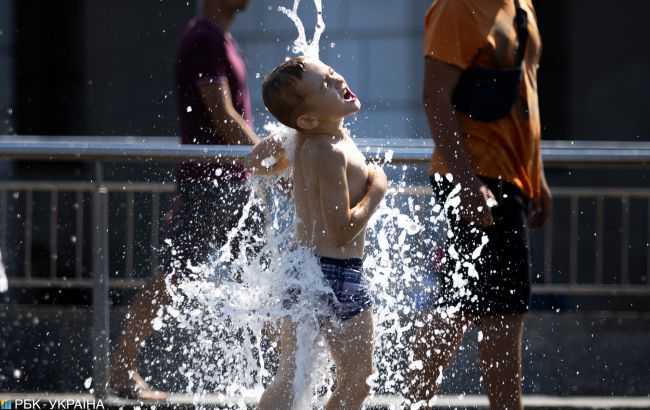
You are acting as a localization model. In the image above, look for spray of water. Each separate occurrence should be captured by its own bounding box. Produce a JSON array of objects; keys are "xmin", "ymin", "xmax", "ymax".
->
[
  {"xmin": 155, "ymin": 135, "xmax": 435, "ymax": 409},
  {"xmin": 278, "ymin": 0, "xmax": 325, "ymax": 59},
  {"xmin": 149, "ymin": 2, "xmax": 488, "ymax": 408}
]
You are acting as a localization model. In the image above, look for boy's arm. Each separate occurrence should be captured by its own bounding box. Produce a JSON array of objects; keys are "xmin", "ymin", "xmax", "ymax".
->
[
  {"xmin": 316, "ymin": 149, "xmax": 387, "ymax": 247},
  {"xmin": 244, "ymin": 135, "xmax": 290, "ymax": 175}
]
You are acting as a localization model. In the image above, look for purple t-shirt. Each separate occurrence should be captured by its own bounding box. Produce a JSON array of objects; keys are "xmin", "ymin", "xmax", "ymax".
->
[{"xmin": 174, "ymin": 17, "xmax": 253, "ymax": 182}]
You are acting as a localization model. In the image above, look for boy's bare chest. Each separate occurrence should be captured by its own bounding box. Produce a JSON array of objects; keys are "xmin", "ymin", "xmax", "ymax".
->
[
  {"xmin": 295, "ymin": 138, "xmax": 367, "ymax": 200},
  {"xmin": 343, "ymin": 145, "xmax": 368, "ymax": 202}
]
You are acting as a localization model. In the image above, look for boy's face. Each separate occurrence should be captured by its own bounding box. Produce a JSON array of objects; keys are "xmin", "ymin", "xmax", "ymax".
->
[{"xmin": 296, "ymin": 59, "xmax": 360, "ymax": 125}]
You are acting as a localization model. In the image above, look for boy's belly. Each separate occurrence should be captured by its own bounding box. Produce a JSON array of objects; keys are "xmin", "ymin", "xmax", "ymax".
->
[
  {"xmin": 314, "ymin": 235, "xmax": 366, "ymax": 259},
  {"xmin": 296, "ymin": 225, "xmax": 366, "ymax": 259}
]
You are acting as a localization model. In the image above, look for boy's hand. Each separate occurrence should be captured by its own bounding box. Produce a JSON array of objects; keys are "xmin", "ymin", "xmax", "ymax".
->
[
  {"xmin": 367, "ymin": 164, "xmax": 388, "ymax": 195},
  {"xmin": 458, "ymin": 180, "xmax": 497, "ymax": 228}
]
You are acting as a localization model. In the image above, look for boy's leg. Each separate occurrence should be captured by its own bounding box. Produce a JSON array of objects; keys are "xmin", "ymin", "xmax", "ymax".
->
[
  {"xmin": 478, "ymin": 313, "xmax": 524, "ymax": 410},
  {"xmin": 258, "ymin": 316, "xmax": 297, "ymax": 410},
  {"xmin": 405, "ymin": 311, "xmax": 473, "ymax": 407},
  {"xmin": 321, "ymin": 309, "xmax": 374, "ymax": 410}
]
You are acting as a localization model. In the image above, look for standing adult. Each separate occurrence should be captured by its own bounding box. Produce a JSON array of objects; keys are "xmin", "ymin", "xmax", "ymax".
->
[
  {"xmin": 407, "ymin": 0, "xmax": 551, "ymax": 409},
  {"xmin": 110, "ymin": 0, "xmax": 259, "ymax": 398}
]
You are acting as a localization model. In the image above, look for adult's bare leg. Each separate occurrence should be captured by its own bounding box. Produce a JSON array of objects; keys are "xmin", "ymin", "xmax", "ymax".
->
[
  {"xmin": 478, "ymin": 313, "xmax": 525, "ymax": 410},
  {"xmin": 258, "ymin": 316, "xmax": 297, "ymax": 410},
  {"xmin": 321, "ymin": 309, "xmax": 374, "ymax": 410},
  {"xmin": 109, "ymin": 268, "xmax": 170, "ymax": 399},
  {"xmin": 405, "ymin": 310, "xmax": 474, "ymax": 408}
]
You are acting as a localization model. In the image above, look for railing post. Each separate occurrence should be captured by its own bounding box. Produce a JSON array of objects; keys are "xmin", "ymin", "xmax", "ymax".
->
[{"xmin": 92, "ymin": 160, "xmax": 110, "ymax": 399}]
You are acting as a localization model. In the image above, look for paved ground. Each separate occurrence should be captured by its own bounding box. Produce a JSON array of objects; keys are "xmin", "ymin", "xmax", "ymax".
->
[{"xmin": 1, "ymin": 307, "xmax": 649, "ymax": 398}]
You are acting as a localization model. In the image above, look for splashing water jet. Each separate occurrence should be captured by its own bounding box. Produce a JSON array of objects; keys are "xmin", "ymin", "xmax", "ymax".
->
[
  {"xmin": 149, "ymin": 2, "xmax": 489, "ymax": 409},
  {"xmin": 278, "ymin": 0, "xmax": 325, "ymax": 59}
]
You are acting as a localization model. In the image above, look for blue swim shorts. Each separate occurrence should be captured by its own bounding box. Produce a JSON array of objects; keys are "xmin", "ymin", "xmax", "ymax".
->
[{"xmin": 319, "ymin": 256, "xmax": 373, "ymax": 321}]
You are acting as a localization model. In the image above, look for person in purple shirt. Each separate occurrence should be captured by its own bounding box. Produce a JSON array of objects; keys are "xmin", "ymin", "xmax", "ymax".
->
[{"xmin": 110, "ymin": 0, "xmax": 259, "ymax": 398}]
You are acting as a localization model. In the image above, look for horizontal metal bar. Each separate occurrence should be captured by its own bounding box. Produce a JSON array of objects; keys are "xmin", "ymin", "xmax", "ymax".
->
[
  {"xmin": 101, "ymin": 182, "xmax": 177, "ymax": 192},
  {"xmin": 0, "ymin": 181, "xmax": 646, "ymax": 199},
  {"xmin": 0, "ymin": 181, "xmax": 176, "ymax": 192},
  {"xmin": 7, "ymin": 278, "xmax": 147, "ymax": 289},
  {"xmin": 399, "ymin": 186, "xmax": 650, "ymax": 198},
  {"xmin": 7, "ymin": 277, "xmax": 650, "ymax": 295},
  {"xmin": 531, "ymin": 284, "xmax": 650, "ymax": 296},
  {"xmin": 551, "ymin": 187, "xmax": 650, "ymax": 197},
  {"xmin": 0, "ymin": 138, "xmax": 251, "ymax": 162},
  {"xmin": 0, "ymin": 137, "xmax": 649, "ymax": 165}
]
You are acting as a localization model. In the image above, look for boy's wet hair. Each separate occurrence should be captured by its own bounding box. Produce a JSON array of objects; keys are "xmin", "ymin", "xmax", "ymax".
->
[{"xmin": 262, "ymin": 56, "xmax": 308, "ymax": 129}]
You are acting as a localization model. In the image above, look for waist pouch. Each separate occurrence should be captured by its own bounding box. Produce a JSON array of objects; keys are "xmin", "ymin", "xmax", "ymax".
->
[
  {"xmin": 451, "ymin": 0, "xmax": 528, "ymax": 122},
  {"xmin": 452, "ymin": 66, "xmax": 523, "ymax": 122}
]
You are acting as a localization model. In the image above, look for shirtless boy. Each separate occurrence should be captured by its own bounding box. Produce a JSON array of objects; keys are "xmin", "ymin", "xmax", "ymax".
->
[{"xmin": 245, "ymin": 56, "xmax": 387, "ymax": 410}]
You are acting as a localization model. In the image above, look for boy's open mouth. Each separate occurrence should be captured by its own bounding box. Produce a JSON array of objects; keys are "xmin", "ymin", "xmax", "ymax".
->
[{"xmin": 343, "ymin": 87, "xmax": 357, "ymax": 102}]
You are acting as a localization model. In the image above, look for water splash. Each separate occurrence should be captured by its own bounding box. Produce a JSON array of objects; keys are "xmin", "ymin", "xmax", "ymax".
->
[
  {"xmin": 151, "ymin": 137, "xmax": 490, "ymax": 408},
  {"xmin": 145, "ymin": 2, "xmax": 491, "ymax": 408},
  {"xmin": 278, "ymin": 0, "xmax": 325, "ymax": 59},
  {"xmin": 153, "ymin": 133, "xmax": 430, "ymax": 403}
]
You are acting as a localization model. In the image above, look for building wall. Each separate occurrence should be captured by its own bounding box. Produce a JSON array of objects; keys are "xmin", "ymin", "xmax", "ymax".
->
[
  {"xmin": 567, "ymin": 0, "xmax": 650, "ymax": 141},
  {"xmin": 81, "ymin": 0, "xmax": 193, "ymax": 136},
  {"xmin": 5, "ymin": 1, "xmax": 650, "ymax": 140},
  {"xmin": 232, "ymin": 0, "xmax": 432, "ymax": 141},
  {"xmin": 78, "ymin": 0, "xmax": 431, "ymax": 140}
]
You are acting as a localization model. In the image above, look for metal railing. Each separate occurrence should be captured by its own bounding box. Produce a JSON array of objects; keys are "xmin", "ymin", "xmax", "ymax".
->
[{"xmin": 1, "ymin": 136, "xmax": 649, "ymax": 398}]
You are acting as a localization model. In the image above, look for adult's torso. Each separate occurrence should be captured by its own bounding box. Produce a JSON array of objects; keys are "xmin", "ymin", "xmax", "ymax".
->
[
  {"xmin": 425, "ymin": 0, "xmax": 542, "ymax": 198},
  {"xmin": 174, "ymin": 17, "xmax": 252, "ymax": 181}
]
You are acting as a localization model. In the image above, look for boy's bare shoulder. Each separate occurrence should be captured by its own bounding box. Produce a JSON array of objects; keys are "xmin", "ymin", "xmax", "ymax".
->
[{"xmin": 299, "ymin": 136, "xmax": 346, "ymax": 169}]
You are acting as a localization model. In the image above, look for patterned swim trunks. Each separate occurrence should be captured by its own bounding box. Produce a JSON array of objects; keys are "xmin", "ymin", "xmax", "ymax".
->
[{"xmin": 319, "ymin": 256, "xmax": 373, "ymax": 321}]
